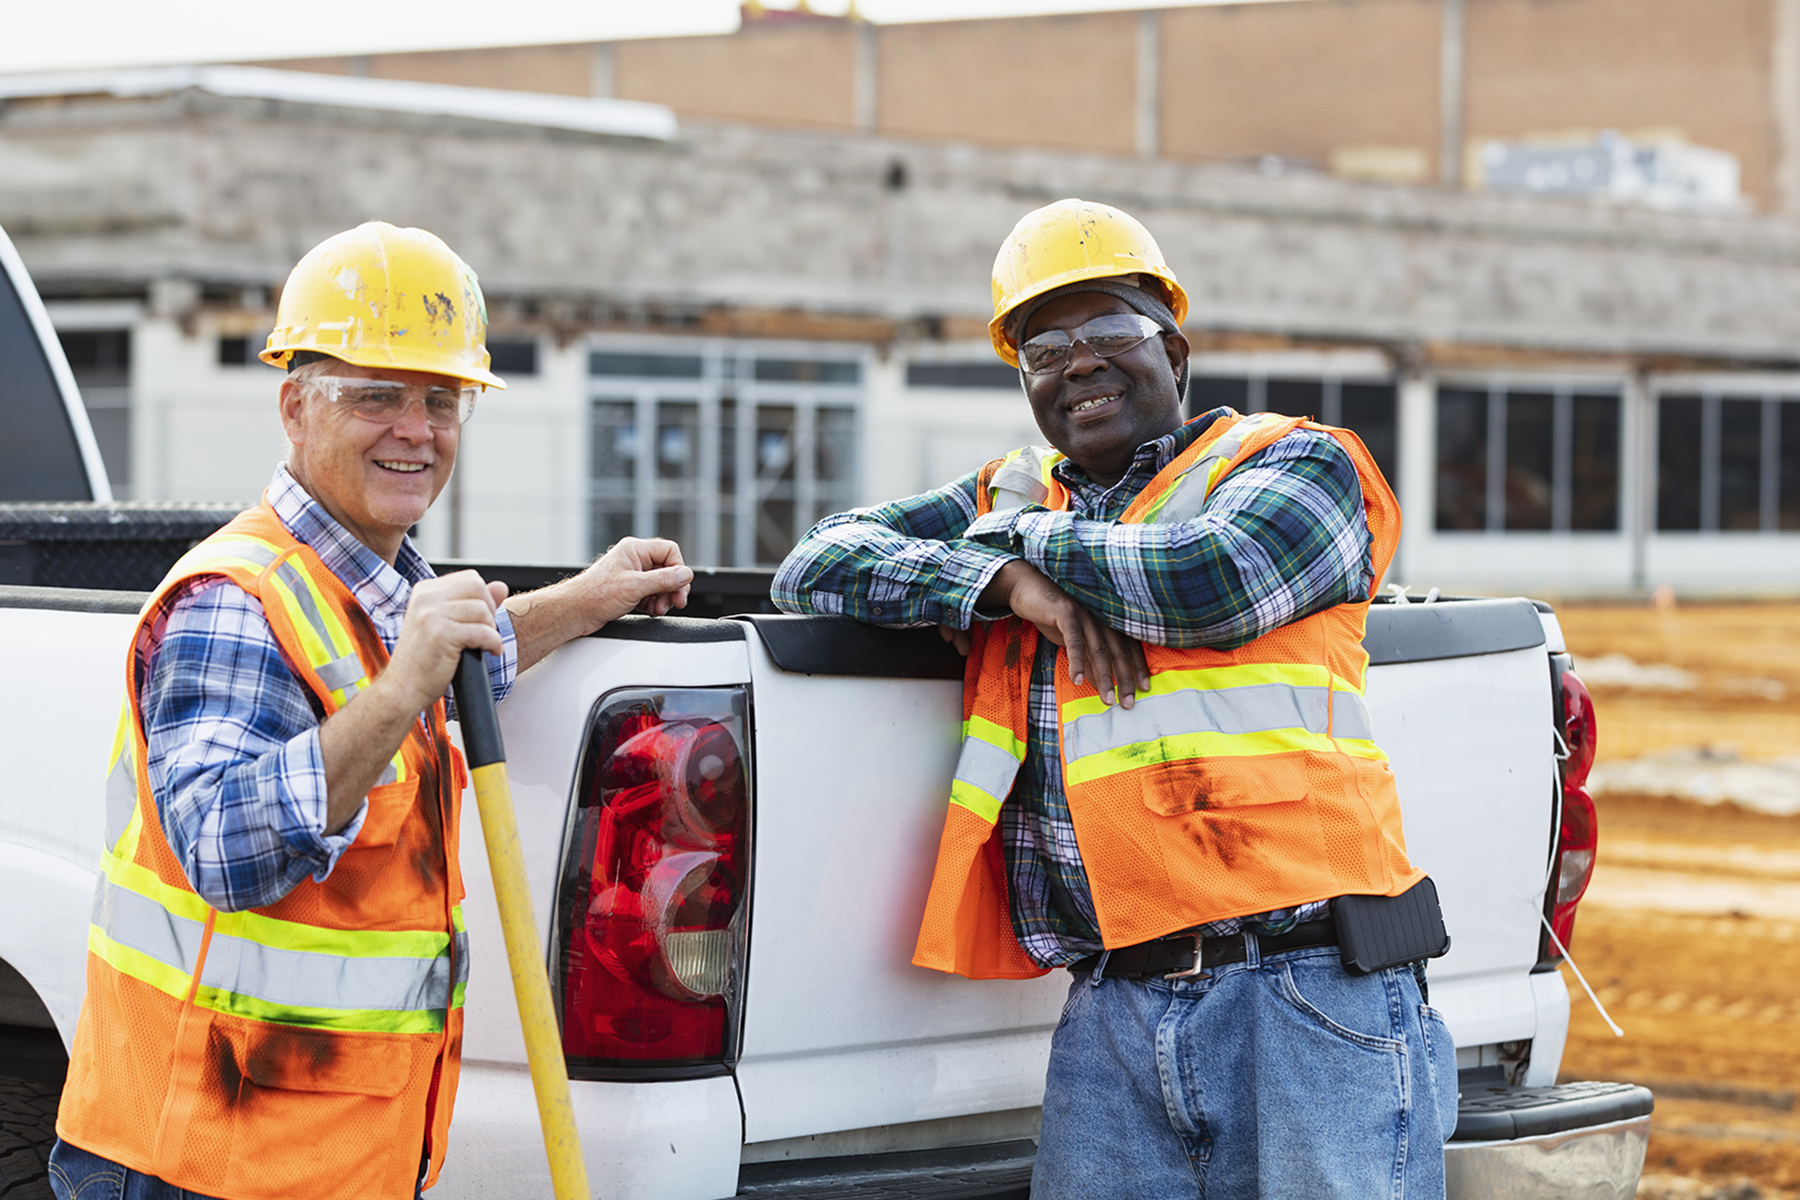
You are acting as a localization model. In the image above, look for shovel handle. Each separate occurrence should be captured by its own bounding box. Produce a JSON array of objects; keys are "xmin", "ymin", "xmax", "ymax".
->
[{"xmin": 453, "ymin": 650, "xmax": 591, "ymax": 1199}]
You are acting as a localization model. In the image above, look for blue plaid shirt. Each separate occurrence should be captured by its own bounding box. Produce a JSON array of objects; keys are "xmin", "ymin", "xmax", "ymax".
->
[
  {"xmin": 773, "ymin": 409, "xmax": 1373, "ymax": 967},
  {"xmin": 138, "ymin": 465, "xmax": 517, "ymax": 913}
]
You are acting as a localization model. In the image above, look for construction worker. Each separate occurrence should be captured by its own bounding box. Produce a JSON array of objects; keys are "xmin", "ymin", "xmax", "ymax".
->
[
  {"xmin": 774, "ymin": 198, "xmax": 1459, "ymax": 1197},
  {"xmin": 48, "ymin": 222, "xmax": 692, "ymax": 1200}
]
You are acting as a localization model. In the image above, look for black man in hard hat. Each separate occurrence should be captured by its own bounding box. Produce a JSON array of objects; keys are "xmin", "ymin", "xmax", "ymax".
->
[
  {"xmin": 774, "ymin": 198, "xmax": 1457, "ymax": 1198},
  {"xmin": 51, "ymin": 222, "xmax": 691, "ymax": 1200}
]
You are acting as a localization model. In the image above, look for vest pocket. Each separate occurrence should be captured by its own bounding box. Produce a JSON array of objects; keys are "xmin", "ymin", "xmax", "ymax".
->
[
  {"xmin": 240, "ymin": 1025, "xmax": 411, "ymax": 1097},
  {"xmin": 1133, "ymin": 755, "xmax": 1314, "ymax": 817},
  {"xmin": 352, "ymin": 778, "xmax": 420, "ymax": 848}
]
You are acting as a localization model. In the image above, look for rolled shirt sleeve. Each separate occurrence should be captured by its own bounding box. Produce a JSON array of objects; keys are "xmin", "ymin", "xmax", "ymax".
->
[
  {"xmin": 960, "ymin": 429, "xmax": 1374, "ymax": 650},
  {"xmin": 143, "ymin": 578, "xmax": 365, "ymax": 913},
  {"xmin": 772, "ymin": 470, "xmax": 1018, "ymax": 630}
]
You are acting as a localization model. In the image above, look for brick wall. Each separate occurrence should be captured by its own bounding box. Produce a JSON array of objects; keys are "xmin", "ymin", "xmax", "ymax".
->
[
  {"xmin": 615, "ymin": 25, "xmax": 860, "ymax": 131},
  {"xmin": 1464, "ymin": 0, "xmax": 1776, "ymax": 208},
  {"xmin": 1160, "ymin": 0, "xmax": 1443, "ymax": 176},
  {"xmin": 877, "ymin": 13, "xmax": 1138, "ymax": 154}
]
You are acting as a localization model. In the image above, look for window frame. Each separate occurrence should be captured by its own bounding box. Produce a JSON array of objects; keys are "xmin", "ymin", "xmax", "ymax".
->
[
  {"xmin": 586, "ymin": 335, "xmax": 864, "ymax": 567},
  {"xmin": 1649, "ymin": 383, "xmax": 1800, "ymax": 534},
  {"xmin": 1431, "ymin": 374, "xmax": 1627, "ymax": 535}
]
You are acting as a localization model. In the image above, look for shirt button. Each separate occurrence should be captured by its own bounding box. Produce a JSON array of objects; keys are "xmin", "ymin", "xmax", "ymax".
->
[{"xmin": 872, "ymin": 605, "xmax": 884, "ymax": 615}]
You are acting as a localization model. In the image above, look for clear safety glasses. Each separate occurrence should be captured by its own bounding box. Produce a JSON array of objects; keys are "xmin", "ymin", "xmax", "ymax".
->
[
  {"xmin": 1018, "ymin": 313, "xmax": 1163, "ymax": 376},
  {"xmin": 308, "ymin": 376, "xmax": 479, "ymax": 428}
]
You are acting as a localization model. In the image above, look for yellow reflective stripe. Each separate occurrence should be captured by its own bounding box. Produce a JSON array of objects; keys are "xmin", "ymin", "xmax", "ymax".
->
[
  {"xmin": 105, "ymin": 699, "xmax": 138, "ymax": 853},
  {"xmin": 215, "ymin": 910, "xmax": 449, "ymax": 961},
  {"xmin": 103, "ymin": 851, "xmax": 449, "ymax": 961},
  {"xmin": 101, "ymin": 849, "xmax": 211, "ymax": 923},
  {"xmin": 1335, "ymin": 738, "xmax": 1389, "ymax": 762},
  {"xmin": 451, "ymin": 905, "xmax": 466, "ymax": 933},
  {"xmin": 949, "ymin": 778, "xmax": 1004, "ymax": 825},
  {"xmin": 963, "ymin": 713, "xmax": 1028, "ymax": 761},
  {"xmin": 263, "ymin": 556, "xmax": 381, "ymax": 714},
  {"xmin": 192, "ymin": 987, "xmax": 449, "ymax": 1034},
  {"xmin": 1060, "ymin": 662, "xmax": 1335, "ymax": 723},
  {"xmin": 1065, "ymin": 727, "xmax": 1339, "ymax": 785},
  {"xmin": 168, "ymin": 536, "xmax": 283, "ymax": 577},
  {"xmin": 87, "ymin": 921, "xmax": 193, "ymax": 1002},
  {"xmin": 115, "ymin": 805, "xmax": 144, "ymax": 864}
]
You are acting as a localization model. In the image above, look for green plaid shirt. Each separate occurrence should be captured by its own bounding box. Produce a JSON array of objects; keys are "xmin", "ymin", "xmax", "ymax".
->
[{"xmin": 772, "ymin": 409, "xmax": 1374, "ymax": 966}]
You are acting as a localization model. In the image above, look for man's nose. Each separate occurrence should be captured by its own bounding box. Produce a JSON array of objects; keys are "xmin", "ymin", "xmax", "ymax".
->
[
  {"xmin": 1063, "ymin": 339, "xmax": 1109, "ymax": 377},
  {"xmin": 389, "ymin": 395, "xmax": 434, "ymax": 440}
]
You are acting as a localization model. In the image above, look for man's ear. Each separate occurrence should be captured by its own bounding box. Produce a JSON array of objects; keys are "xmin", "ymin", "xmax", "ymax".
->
[
  {"xmin": 278, "ymin": 377, "xmax": 308, "ymax": 445},
  {"xmin": 1163, "ymin": 330, "xmax": 1190, "ymax": 380}
]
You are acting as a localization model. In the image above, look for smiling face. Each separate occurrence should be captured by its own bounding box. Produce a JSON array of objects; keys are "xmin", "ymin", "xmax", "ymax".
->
[
  {"xmin": 280, "ymin": 360, "xmax": 462, "ymax": 563},
  {"xmin": 1019, "ymin": 290, "xmax": 1189, "ymax": 487}
]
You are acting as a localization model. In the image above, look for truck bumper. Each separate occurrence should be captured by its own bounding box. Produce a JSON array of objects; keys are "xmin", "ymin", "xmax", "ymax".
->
[{"xmin": 1446, "ymin": 1081, "xmax": 1654, "ymax": 1200}]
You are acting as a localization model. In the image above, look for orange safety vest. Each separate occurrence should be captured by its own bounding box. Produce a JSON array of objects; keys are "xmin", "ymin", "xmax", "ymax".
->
[
  {"xmin": 57, "ymin": 499, "xmax": 471, "ymax": 1198},
  {"xmin": 913, "ymin": 410, "xmax": 1424, "ymax": 979}
]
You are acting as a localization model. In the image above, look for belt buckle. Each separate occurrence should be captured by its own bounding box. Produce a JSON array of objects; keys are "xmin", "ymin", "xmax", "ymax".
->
[{"xmin": 1162, "ymin": 931, "xmax": 1208, "ymax": 980}]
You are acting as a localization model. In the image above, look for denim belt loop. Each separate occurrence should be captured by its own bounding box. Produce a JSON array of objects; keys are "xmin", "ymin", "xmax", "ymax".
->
[
  {"xmin": 1242, "ymin": 930, "xmax": 1262, "ymax": 968},
  {"xmin": 1091, "ymin": 949, "xmax": 1112, "ymax": 986}
]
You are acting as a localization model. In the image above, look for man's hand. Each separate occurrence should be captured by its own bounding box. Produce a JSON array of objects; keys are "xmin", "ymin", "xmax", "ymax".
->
[
  {"xmin": 506, "ymin": 537, "xmax": 695, "ymax": 673},
  {"xmin": 978, "ymin": 560, "xmax": 1149, "ymax": 708},
  {"xmin": 321, "ymin": 570, "xmax": 506, "ymax": 834},
  {"xmin": 383, "ymin": 571, "xmax": 509, "ymax": 712}
]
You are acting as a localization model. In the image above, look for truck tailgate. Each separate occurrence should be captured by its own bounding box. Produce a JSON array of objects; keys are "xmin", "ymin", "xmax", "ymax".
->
[{"xmin": 734, "ymin": 621, "xmax": 1065, "ymax": 1147}]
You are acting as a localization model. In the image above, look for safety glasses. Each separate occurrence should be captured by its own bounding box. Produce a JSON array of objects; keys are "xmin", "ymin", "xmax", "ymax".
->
[
  {"xmin": 1018, "ymin": 313, "xmax": 1164, "ymax": 375},
  {"xmin": 307, "ymin": 376, "xmax": 479, "ymax": 428}
]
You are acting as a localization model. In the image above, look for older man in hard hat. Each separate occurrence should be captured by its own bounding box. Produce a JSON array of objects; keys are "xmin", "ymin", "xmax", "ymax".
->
[
  {"xmin": 774, "ymin": 199, "xmax": 1458, "ymax": 1198},
  {"xmin": 48, "ymin": 222, "xmax": 691, "ymax": 1200}
]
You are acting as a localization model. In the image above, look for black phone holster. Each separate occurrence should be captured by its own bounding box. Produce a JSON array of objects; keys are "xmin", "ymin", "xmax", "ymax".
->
[{"xmin": 1331, "ymin": 877, "xmax": 1452, "ymax": 976}]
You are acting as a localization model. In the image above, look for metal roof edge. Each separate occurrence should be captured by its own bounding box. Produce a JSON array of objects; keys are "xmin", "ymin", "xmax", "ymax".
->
[{"xmin": 0, "ymin": 64, "xmax": 679, "ymax": 142}]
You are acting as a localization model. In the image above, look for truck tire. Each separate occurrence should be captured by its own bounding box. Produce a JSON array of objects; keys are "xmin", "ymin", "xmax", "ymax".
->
[{"xmin": 0, "ymin": 1075, "xmax": 56, "ymax": 1200}]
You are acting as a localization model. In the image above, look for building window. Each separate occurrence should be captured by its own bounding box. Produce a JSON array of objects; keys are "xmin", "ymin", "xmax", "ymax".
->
[
  {"xmin": 905, "ymin": 361, "xmax": 1019, "ymax": 390},
  {"xmin": 57, "ymin": 328, "xmax": 133, "ymax": 495},
  {"xmin": 1657, "ymin": 393, "xmax": 1800, "ymax": 532},
  {"xmin": 1435, "ymin": 384, "xmax": 1621, "ymax": 532},
  {"xmin": 217, "ymin": 335, "xmax": 255, "ymax": 366},
  {"xmin": 588, "ymin": 345, "xmax": 861, "ymax": 566},
  {"xmin": 1187, "ymin": 375, "xmax": 1398, "ymax": 486},
  {"xmin": 487, "ymin": 338, "xmax": 539, "ymax": 376}
]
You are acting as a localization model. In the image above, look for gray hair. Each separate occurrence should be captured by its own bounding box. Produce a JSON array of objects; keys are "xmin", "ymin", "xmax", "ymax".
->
[{"xmin": 281, "ymin": 357, "xmax": 339, "ymax": 462}]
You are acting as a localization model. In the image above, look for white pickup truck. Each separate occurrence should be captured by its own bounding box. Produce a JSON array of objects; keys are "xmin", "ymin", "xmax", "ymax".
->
[{"xmin": 0, "ymin": 223, "xmax": 1652, "ymax": 1199}]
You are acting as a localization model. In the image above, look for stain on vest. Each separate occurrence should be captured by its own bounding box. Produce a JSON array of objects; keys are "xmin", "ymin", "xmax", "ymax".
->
[
  {"xmin": 207, "ymin": 1026, "xmax": 244, "ymax": 1106},
  {"xmin": 409, "ymin": 746, "xmax": 447, "ymax": 889}
]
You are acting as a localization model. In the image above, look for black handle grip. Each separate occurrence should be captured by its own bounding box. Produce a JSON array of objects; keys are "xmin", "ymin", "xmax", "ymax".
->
[{"xmin": 452, "ymin": 648, "xmax": 506, "ymax": 768}]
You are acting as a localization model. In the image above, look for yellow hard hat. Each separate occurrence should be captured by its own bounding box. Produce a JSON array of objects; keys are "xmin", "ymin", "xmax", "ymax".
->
[
  {"xmin": 262, "ymin": 221, "xmax": 506, "ymax": 389},
  {"xmin": 988, "ymin": 198, "xmax": 1189, "ymax": 367}
]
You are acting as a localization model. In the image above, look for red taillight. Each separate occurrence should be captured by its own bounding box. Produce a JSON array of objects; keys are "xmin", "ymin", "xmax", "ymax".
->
[
  {"xmin": 1546, "ymin": 669, "xmax": 1598, "ymax": 959},
  {"xmin": 554, "ymin": 688, "xmax": 750, "ymax": 1075},
  {"xmin": 1560, "ymin": 670, "xmax": 1597, "ymax": 789}
]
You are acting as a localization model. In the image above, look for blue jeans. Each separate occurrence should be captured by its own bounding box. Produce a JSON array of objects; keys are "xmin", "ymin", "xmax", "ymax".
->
[
  {"xmin": 47, "ymin": 1141, "xmax": 223, "ymax": 1200},
  {"xmin": 48, "ymin": 1140, "xmax": 427, "ymax": 1200},
  {"xmin": 1032, "ymin": 942, "xmax": 1460, "ymax": 1199}
]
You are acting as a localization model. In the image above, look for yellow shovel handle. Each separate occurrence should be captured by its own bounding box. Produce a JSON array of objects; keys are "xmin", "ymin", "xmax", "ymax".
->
[{"xmin": 456, "ymin": 650, "xmax": 590, "ymax": 1199}]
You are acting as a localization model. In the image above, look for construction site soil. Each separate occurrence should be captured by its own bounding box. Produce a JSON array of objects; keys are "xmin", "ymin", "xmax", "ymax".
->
[{"xmin": 1549, "ymin": 603, "xmax": 1800, "ymax": 1199}]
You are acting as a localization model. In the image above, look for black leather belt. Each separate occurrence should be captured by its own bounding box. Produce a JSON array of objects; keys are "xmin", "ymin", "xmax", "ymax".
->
[{"xmin": 1071, "ymin": 918, "xmax": 1339, "ymax": 980}]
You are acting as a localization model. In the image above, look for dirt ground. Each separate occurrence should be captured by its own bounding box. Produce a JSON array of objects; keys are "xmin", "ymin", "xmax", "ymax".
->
[{"xmin": 1551, "ymin": 602, "xmax": 1800, "ymax": 1199}]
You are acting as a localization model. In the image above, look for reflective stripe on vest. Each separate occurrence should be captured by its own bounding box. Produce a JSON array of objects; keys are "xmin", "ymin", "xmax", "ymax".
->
[
  {"xmin": 985, "ymin": 446, "xmax": 1069, "ymax": 514},
  {"xmin": 1133, "ymin": 411, "xmax": 1292, "ymax": 525},
  {"xmin": 949, "ymin": 714, "xmax": 1028, "ymax": 825},
  {"xmin": 1059, "ymin": 663, "xmax": 1383, "ymax": 787},
  {"xmin": 154, "ymin": 536, "xmax": 405, "ymax": 786},
  {"xmin": 88, "ymin": 834, "xmax": 467, "ymax": 1034}
]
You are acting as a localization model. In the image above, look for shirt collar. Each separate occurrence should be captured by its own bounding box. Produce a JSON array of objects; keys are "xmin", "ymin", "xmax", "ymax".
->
[
  {"xmin": 1049, "ymin": 407, "xmax": 1234, "ymax": 505},
  {"xmin": 266, "ymin": 464, "xmax": 435, "ymax": 619}
]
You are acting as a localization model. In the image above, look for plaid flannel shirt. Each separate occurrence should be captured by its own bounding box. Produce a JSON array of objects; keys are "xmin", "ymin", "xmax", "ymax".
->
[
  {"xmin": 772, "ymin": 408, "xmax": 1374, "ymax": 967},
  {"xmin": 138, "ymin": 465, "xmax": 517, "ymax": 913}
]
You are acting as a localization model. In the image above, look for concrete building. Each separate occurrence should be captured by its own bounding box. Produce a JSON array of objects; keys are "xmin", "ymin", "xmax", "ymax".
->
[{"xmin": 6, "ymin": 0, "xmax": 1800, "ymax": 597}]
